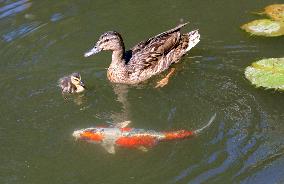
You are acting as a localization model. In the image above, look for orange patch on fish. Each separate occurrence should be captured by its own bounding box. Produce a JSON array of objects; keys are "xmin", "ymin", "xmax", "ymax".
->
[
  {"xmin": 120, "ymin": 127, "xmax": 133, "ymax": 132},
  {"xmin": 116, "ymin": 135, "xmax": 157, "ymax": 148},
  {"xmin": 163, "ymin": 130, "xmax": 194, "ymax": 140},
  {"xmin": 81, "ymin": 131, "xmax": 104, "ymax": 141}
]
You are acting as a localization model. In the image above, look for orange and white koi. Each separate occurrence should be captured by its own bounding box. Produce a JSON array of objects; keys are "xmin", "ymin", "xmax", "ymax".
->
[{"xmin": 73, "ymin": 114, "xmax": 216, "ymax": 154}]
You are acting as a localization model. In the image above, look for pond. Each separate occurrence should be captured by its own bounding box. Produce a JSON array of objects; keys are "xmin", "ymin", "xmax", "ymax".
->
[{"xmin": 0, "ymin": 0, "xmax": 283, "ymax": 183}]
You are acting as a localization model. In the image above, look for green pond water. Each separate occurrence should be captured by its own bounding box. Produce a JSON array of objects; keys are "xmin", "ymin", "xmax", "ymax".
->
[{"xmin": 1, "ymin": 0, "xmax": 284, "ymax": 184}]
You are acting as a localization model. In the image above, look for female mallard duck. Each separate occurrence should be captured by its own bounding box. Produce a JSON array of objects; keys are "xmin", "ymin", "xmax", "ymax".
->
[
  {"xmin": 84, "ymin": 22, "xmax": 200, "ymax": 86},
  {"xmin": 59, "ymin": 72, "xmax": 86, "ymax": 93}
]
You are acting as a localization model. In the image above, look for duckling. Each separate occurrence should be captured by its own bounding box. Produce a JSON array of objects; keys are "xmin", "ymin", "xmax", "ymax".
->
[
  {"xmin": 84, "ymin": 22, "xmax": 200, "ymax": 86},
  {"xmin": 58, "ymin": 72, "xmax": 86, "ymax": 93}
]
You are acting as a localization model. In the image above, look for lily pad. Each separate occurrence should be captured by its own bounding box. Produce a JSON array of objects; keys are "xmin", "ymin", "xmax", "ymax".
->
[
  {"xmin": 264, "ymin": 4, "xmax": 284, "ymax": 21},
  {"xmin": 245, "ymin": 58, "xmax": 284, "ymax": 90},
  {"xmin": 241, "ymin": 19, "xmax": 284, "ymax": 37}
]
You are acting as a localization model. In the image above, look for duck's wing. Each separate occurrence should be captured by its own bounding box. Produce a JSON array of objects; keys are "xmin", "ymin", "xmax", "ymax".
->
[
  {"xmin": 127, "ymin": 23, "xmax": 189, "ymax": 71},
  {"xmin": 58, "ymin": 77, "xmax": 70, "ymax": 89},
  {"xmin": 131, "ymin": 22, "xmax": 189, "ymax": 54}
]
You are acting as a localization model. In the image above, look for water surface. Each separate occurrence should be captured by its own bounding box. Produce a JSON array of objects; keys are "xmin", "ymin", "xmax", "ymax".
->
[{"xmin": 1, "ymin": 0, "xmax": 284, "ymax": 184}]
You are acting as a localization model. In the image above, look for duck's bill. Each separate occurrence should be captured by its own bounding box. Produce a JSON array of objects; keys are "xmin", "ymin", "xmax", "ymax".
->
[{"xmin": 84, "ymin": 46, "xmax": 102, "ymax": 57}]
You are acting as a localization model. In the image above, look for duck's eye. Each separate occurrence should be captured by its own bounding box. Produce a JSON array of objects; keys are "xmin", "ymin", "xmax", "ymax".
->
[{"xmin": 105, "ymin": 38, "xmax": 109, "ymax": 42}]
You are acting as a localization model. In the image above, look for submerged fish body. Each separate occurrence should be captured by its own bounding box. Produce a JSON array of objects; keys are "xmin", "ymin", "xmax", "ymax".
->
[{"xmin": 73, "ymin": 114, "xmax": 216, "ymax": 154}]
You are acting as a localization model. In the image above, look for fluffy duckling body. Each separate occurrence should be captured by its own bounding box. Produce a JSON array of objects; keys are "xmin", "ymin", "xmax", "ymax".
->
[
  {"xmin": 84, "ymin": 22, "xmax": 200, "ymax": 84},
  {"xmin": 59, "ymin": 73, "xmax": 86, "ymax": 93}
]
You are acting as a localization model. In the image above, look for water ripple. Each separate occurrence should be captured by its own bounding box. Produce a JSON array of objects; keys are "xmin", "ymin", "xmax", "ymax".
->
[
  {"xmin": 2, "ymin": 21, "xmax": 46, "ymax": 42},
  {"xmin": 50, "ymin": 12, "xmax": 64, "ymax": 22},
  {"xmin": 169, "ymin": 67, "xmax": 278, "ymax": 183},
  {"xmin": 0, "ymin": 0, "xmax": 31, "ymax": 19}
]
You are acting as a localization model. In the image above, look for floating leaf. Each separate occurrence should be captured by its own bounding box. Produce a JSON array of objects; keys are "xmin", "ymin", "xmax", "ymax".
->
[
  {"xmin": 245, "ymin": 58, "xmax": 284, "ymax": 90},
  {"xmin": 264, "ymin": 4, "xmax": 284, "ymax": 21},
  {"xmin": 241, "ymin": 19, "xmax": 284, "ymax": 37}
]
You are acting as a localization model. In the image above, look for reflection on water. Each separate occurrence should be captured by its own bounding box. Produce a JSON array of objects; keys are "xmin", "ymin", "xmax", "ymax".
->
[
  {"xmin": 62, "ymin": 93, "xmax": 87, "ymax": 106},
  {"xmin": 0, "ymin": 0, "xmax": 284, "ymax": 184},
  {"xmin": 110, "ymin": 84, "xmax": 131, "ymax": 123}
]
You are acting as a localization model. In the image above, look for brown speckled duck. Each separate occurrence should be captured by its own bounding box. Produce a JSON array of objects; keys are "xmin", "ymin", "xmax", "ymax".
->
[
  {"xmin": 84, "ymin": 23, "xmax": 200, "ymax": 86},
  {"xmin": 58, "ymin": 72, "xmax": 86, "ymax": 93}
]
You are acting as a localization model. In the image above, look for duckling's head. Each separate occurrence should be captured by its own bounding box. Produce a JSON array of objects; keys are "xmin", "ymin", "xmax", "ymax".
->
[
  {"xmin": 84, "ymin": 31, "xmax": 125, "ymax": 57},
  {"xmin": 70, "ymin": 73, "xmax": 86, "ymax": 92}
]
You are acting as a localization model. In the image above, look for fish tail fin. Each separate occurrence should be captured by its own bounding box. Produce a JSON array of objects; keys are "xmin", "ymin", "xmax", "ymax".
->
[
  {"xmin": 194, "ymin": 113, "xmax": 217, "ymax": 135},
  {"xmin": 163, "ymin": 130, "xmax": 195, "ymax": 140},
  {"xmin": 162, "ymin": 113, "xmax": 217, "ymax": 141}
]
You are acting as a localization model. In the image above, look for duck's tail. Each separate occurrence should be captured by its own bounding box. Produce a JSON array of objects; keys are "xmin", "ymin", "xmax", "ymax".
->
[
  {"xmin": 186, "ymin": 30, "xmax": 200, "ymax": 52},
  {"xmin": 162, "ymin": 113, "xmax": 216, "ymax": 141}
]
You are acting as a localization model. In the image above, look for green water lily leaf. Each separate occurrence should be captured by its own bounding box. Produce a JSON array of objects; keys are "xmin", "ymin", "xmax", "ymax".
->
[
  {"xmin": 241, "ymin": 19, "xmax": 284, "ymax": 37},
  {"xmin": 245, "ymin": 58, "xmax": 284, "ymax": 90},
  {"xmin": 264, "ymin": 4, "xmax": 284, "ymax": 21}
]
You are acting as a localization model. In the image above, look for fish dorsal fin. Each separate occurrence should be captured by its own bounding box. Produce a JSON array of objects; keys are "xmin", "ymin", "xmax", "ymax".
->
[
  {"xmin": 101, "ymin": 142, "xmax": 116, "ymax": 154},
  {"xmin": 114, "ymin": 121, "xmax": 131, "ymax": 128}
]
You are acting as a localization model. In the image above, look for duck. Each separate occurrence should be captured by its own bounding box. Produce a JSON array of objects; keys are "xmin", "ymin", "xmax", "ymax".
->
[
  {"xmin": 84, "ymin": 22, "xmax": 200, "ymax": 86},
  {"xmin": 58, "ymin": 72, "xmax": 86, "ymax": 93}
]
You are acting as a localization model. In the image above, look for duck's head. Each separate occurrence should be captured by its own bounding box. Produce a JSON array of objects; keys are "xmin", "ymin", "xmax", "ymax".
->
[
  {"xmin": 84, "ymin": 31, "xmax": 124, "ymax": 57},
  {"xmin": 70, "ymin": 73, "xmax": 86, "ymax": 91}
]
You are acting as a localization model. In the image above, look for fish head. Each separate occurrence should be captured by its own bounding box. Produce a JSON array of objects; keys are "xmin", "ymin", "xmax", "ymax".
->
[{"xmin": 72, "ymin": 128, "xmax": 104, "ymax": 142}]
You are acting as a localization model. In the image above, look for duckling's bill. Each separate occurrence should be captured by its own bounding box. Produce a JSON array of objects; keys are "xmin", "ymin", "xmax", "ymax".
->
[
  {"xmin": 75, "ymin": 81, "xmax": 86, "ymax": 93},
  {"xmin": 80, "ymin": 81, "xmax": 86, "ymax": 89}
]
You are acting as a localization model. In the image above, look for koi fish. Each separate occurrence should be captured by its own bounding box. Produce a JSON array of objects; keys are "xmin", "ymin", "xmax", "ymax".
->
[{"xmin": 73, "ymin": 113, "xmax": 216, "ymax": 154}]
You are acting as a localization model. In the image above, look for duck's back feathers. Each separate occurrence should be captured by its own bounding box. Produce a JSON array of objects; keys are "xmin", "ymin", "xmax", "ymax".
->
[
  {"xmin": 130, "ymin": 23, "xmax": 188, "ymax": 56},
  {"xmin": 126, "ymin": 23, "xmax": 193, "ymax": 77},
  {"xmin": 59, "ymin": 76, "xmax": 76, "ymax": 93},
  {"xmin": 58, "ymin": 76, "xmax": 71, "ymax": 88}
]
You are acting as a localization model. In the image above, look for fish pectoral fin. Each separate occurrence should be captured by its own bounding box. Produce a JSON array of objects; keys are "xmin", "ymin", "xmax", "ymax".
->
[
  {"xmin": 137, "ymin": 146, "xmax": 148, "ymax": 152},
  {"xmin": 115, "ymin": 121, "xmax": 131, "ymax": 128},
  {"xmin": 101, "ymin": 143, "xmax": 116, "ymax": 154}
]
